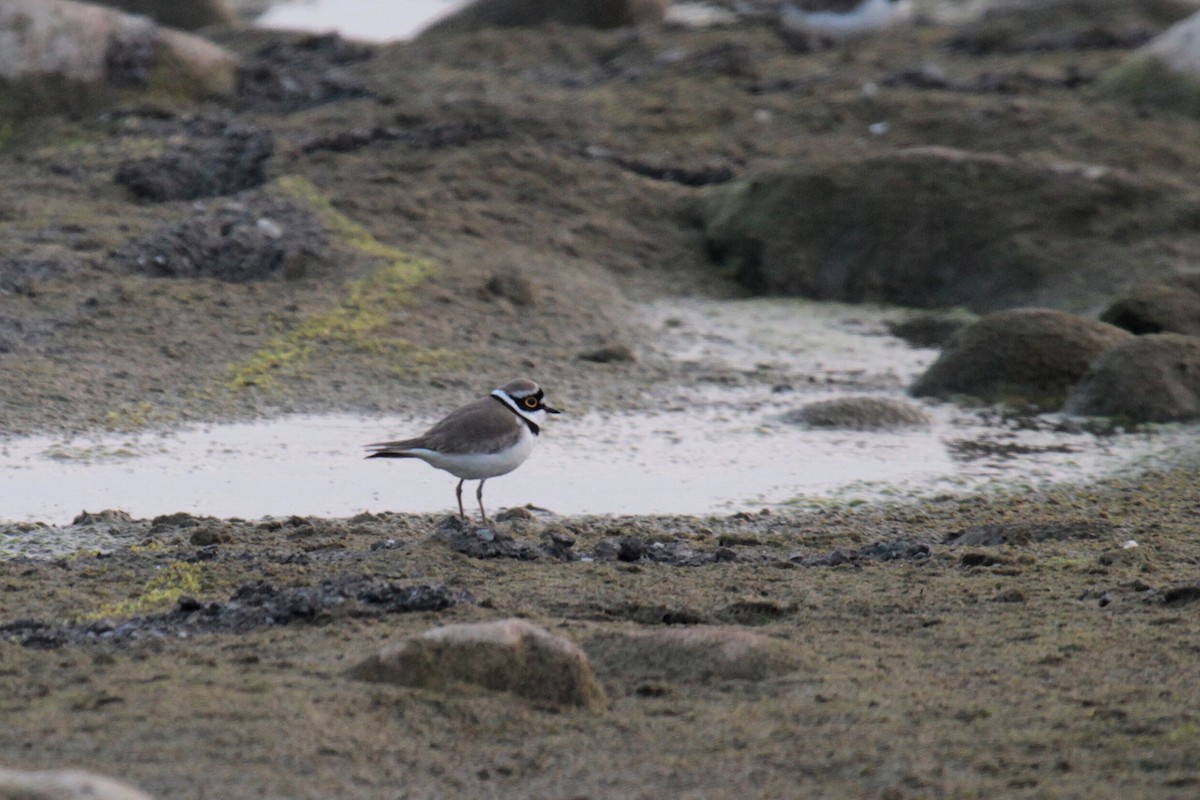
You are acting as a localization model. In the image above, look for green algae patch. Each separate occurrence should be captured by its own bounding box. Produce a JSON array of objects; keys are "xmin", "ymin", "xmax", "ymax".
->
[
  {"xmin": 223, "ymin": 175, "xmax": 449, "ymax": 391},
  {"xmin": 1098, "ymin": 54, "xmax": 1200, "ymax": 119},
  {"xmin": 81, "ymin": 561, "xmax": 205, "ymax": 622}
]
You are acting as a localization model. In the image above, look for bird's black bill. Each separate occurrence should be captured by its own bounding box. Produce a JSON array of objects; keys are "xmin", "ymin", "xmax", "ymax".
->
[{"xmin": 544, "ymin": 405, "xmax": 561, "ymax": 414}]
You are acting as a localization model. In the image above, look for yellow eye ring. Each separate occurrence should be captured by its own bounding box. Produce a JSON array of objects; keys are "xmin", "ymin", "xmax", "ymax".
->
[{"xmin": 523, "ymin": 397, "xmax": 539, "ymax": 409}]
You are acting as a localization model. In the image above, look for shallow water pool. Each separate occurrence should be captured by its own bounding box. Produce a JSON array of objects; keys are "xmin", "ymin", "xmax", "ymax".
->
[{"xmin": 1, "ymin": 298, "xmax": 1193, "ymax": 527}]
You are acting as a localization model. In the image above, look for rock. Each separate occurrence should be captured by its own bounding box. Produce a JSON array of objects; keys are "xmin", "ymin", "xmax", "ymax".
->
[
  {"xmin": 423, "ymin": 0, "xmax": 668, "ymax": 34},
  {"xmin": 0, "ymin": 0, "xmax": 238, "ymax": 119},
  {"xmin": 946, "ymin": 520, "xmax": 1114, "ymax": 546},
  {"xmin": 577, "ymin": 343, "xmax": 636, "ymax": 363},
  {"xmin": 910, "ymin": 309, "xmax": 1132, "ymax": 408},
  {"xmin": 0, "ymin": 767, "xmax": 156, "ymax": 800},
  {"xmin": 91, "ymin": 0, "xmax": 238, "ymax": 30},
  {"xmin": 1064, "ymin": 333, "xmax": 1200, "ymax": 422},
  {"xmin": 72, "ymin": 509, "xmax": 134, "ymax": 525},
  {"xmin": 234, "ymin": 33, "xmax": 375, "ymax": 114},
  {"xmin": 116, "ymin": 191, "xmax": 328, "ymax": 282},
  {"xmin": 189, "ymin": 525, "xmax": 232, "ymax": 546},
  {"xmin": 348, "ymin": 618, "xmax": 607, "ymax": 710},
  {"xmin": 781, "ymin": 395, "xmax": 933, "ymax": 430},
  {"xmin": 115, "ymin": 117, "xmax": 273, "ymax": 202},
  {"xmin": 703, "ymin": 147, "xmax": 1192, "ymax": 313},
  {"xmin": 1100, "ymin": 275, "xmax": 1200, "ymax": 335},
  {"xmin": 484, "ymin": 270, "xmax": 537, "ymax": 307},
  {"xmin": 1099, "ymin": 9, "xmax": 1200, "ymax": 117},
  {"xmin": 585, "ymin": 627, "xmax": 796, "ymax": 683}
]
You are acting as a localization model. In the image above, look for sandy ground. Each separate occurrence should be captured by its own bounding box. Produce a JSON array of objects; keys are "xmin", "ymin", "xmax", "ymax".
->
[
  {"xmin": 3, "ymin": 3, "xmax": 1200, "ymax": 798},
  {"xmin": 3, "ymin": 470, "xmax": 1200, "ymax": 799}
]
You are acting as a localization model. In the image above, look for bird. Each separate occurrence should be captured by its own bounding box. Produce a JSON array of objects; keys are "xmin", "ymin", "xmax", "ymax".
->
[{"xmin": 365, "ymin": 378, "xmax": 560, "ymax": 523}]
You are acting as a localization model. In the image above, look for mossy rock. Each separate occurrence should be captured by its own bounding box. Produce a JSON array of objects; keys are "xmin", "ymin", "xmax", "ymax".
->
[
  {"xmin": 1098, "ymin": 53, "xmax": 1200, "ymax": 118},
  {"xmin": 910, "ymin": 308, "xmax": 1132, "ymax": 408},
  {"xmin": 1064, "ymin": 333, "xmax": 1200, "ymax": 422},
  {"xmin": 704, "ymin": 147, "xmax": 1195, "ymax": 313}
]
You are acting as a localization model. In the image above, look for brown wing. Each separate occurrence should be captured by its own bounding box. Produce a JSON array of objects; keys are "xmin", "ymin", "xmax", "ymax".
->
[{"xmin": 367, "ymin": 397, "xmax": 521, "ymax": 456}]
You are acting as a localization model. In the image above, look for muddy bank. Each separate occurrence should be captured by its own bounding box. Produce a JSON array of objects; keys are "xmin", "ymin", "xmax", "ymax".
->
[
  {"xmin": 3, "ymin": 5, "xmax": 1200, "ymax": 798},
  {"xmin": 5, "ymin": 4, "xmax": 1200, "ymax": 435},
  {"xmin": 2, "ymin": 469, "xmax": 1200, "ymax": 798}
]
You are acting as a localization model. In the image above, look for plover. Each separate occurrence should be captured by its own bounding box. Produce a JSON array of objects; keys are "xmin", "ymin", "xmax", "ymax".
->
[{"xmin": 366, "ymin": 378, "xmax": 560, "ymax": 523}]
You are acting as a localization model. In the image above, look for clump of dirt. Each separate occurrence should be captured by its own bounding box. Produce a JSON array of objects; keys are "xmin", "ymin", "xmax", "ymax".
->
[
  {"xmin": 3, "ymin": 575, "xmax": 474, "ymax": 648},
  {"xmin": 235, "ymin": 32, "xmax": 376, "ymax": 112},
  {"xmin": 115, "ymin": 190, "xmax": 329, "ymax": 281},
  {"xmin": 945, "ymin": 519, "xmax": 1114, "ymax": 546},
  {"xmin": 114, "ymin": 116, "xmax": 274, "ymax": 201}
]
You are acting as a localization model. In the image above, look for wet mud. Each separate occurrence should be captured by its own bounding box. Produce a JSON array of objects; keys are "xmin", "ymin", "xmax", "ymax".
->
[
  {"xmin": 3, "ymin": 4, "xmax": 1200, "ymax": 797},
  {"xmin": 3, "ymin": 470, "xmax": 1200, "ymax": 797}
]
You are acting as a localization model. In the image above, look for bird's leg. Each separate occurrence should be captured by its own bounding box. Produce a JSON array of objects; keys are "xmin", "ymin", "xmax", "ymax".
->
[
  {"xmin": 455, "ymin": 479, "xmax": 466, "ymax": 521},
  {"xmin": 477, "ymin": 479, "xmax": 488, "ymax": 524}
]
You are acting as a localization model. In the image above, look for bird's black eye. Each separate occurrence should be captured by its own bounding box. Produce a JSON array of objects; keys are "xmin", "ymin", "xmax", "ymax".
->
[{"xmin": 523, "ymin": 397, "xmax": 539, "ymax": 409}]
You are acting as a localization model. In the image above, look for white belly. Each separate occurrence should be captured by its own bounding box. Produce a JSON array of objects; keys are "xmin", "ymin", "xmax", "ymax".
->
[{"xmin": 411, "ymin": 429, "xmax": 536, "ymax": 480}]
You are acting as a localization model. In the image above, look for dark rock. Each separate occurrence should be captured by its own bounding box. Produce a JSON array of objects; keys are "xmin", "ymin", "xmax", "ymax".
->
[
  {"xmin": 115, "ymin": 118, "xmax": 273, "ymax": 201},
  {"xmin": 541, "ymin": 529, "xmax": 576, "ymax": 559},
  {"xmin": 440, "ymin": 524, "xmax": 568, "ymax": 560},
  {"xmin": 594, "ymin": 536, "xmax": 646, "ymax": 562},
  {"xmin": 947, "ymin": 438, "xmax": 1076, "ymax": 461},
  {"xmin": 150, "ymin": 512, "xmax": 205, "ymax": 528},
  {"xmin": 485, "ymin": 270, "xmax": 537, "ymax": 307},
  {"xmin": 157, "ymin": 575, "xmax": 472, "ymax": 633},
  {"xmin": 495, "ymin": 506, "xmax": 537, "ymax": 522},
  {"xmin": 1, "ymin": 575, "xmax": 474, "ymax": 646},
  {"xmin": 189, "ymin": 526, "xmax": 232, "ymax": 546},
  {"xmin": 910, "ymin": 309, "xmax": 1131, "ymax": 408},
  {"xmin": 1100, "ymin": 275, "xmax": 1200, "ymax": 335},
  {"xmin": 781, "ymin": 395, "xmax": 933, "ymax": 431},
  {"xmin": 946, "ymin": 520, "xmax": 1113, "ymax": 546},
  {"xmin": 578, "ymin": 343, "xmax": 636, "ymax": 363},
  {"xmin": 236, "ymin": 33, "xmax": 375, "ymax": 113},
  {"xmin": 792, "ymin": 539, "xmax": 930, "ymax": 567},
  {"xmin": 116, "ymin": 191, "xmax": 328, "ymax": 282},
  {"xmin": 422, "ymin": 0, "xmax": 668, "ymax": 34},
  {"xmin": 1161, "ymin": 584, "xmax": 1200, "ymax": 606},
  {"xmin": 704, "ymin": 147, "xmax": 1191, "ymax": 312},
  {"xmin": 959, "ymin": 551, "xmax": 1005, "ymax": 568},
  {"xmin": 1064, "ymin": 333, "xmax": 1200, "ymax": 422},
  {"xmin": 299, "ymin": 120, "xmax": 505, "ymax": 155},
  {"xmin": 72, "ymin": 509, "xmax": 133, "ymax": 525},
  {"xmin": 592, "ymin": 535, "xmax": 722, "ymax": 566}
]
